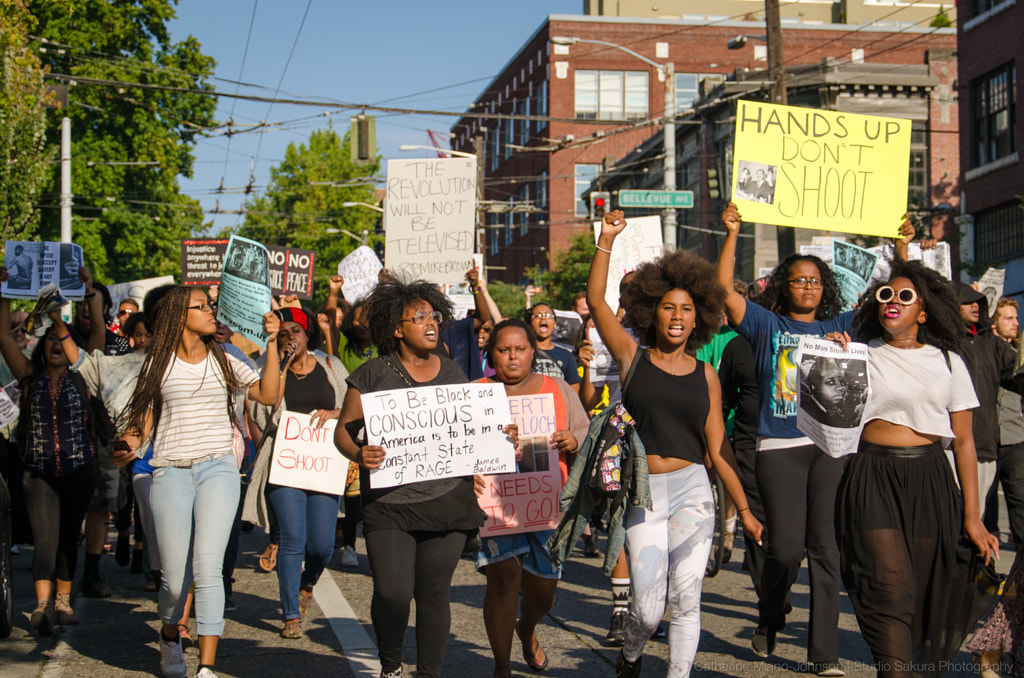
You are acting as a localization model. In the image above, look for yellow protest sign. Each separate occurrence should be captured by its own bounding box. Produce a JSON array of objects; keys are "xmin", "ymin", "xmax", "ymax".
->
[{"xmin": 731, "ymin": 101, "xmax": 911, "ymax": 237}]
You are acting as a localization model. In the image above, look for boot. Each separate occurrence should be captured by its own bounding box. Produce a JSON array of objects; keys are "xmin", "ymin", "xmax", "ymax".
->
[
  {"xmin": 55, "ymin": 592, "xmax": 79, "ymax": 625},
  {"xmin": 80, "ymin": 557, "xmax": 111, "ymax": 598},
  {"xmin": 30, "ymin": 598, "xmax": 54, "ymax": 636}
]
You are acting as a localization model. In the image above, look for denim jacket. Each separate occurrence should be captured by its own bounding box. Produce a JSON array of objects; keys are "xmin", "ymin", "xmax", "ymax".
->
[{"xmin": 547, "ymin": 403, "xmax": 651, "ymax": 576}]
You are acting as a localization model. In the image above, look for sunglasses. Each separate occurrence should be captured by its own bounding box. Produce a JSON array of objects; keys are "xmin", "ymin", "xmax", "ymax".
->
[
  {"xmin": 875, "ymin": 285, "xmax": 918, "ymax": 306},
  {"xmin": 401, "ymin": 310, "xmax": 442, "ymax": 325},
  {"xmin": 117, "ymin": 309, "xmax": 135, "ymax": 317},
  {"xmin": 532, "ymin": 312, "xmax": 556, "ymax": 319}
]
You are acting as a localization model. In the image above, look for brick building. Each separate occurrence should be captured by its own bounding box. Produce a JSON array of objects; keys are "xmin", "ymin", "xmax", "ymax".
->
[
  {"xmin": 957, "ymin": 0, "xmax": 1023, "ymax": 296},
  {"xmin": 450, "ymin": 14, "xmax": 956, "ymax": 283}
]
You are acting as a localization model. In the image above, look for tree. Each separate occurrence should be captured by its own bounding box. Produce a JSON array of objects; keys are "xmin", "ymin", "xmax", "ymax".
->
[
  {"xmin": 542, "ymin": 232, "xmax": 596, "ymax": 310},
  {"xmin": 30, "ymin": 0, "xmax": 217, "ymax": 284},
  {"xmin": 235, "ymin": 126, "xmax": 381, "ymax": 307},
  {"xmin": 0, "ymin": 0, "xmax": 51, "ymax": 241}
]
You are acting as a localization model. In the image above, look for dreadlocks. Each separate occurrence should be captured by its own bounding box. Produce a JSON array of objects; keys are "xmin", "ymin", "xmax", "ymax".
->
[{"xmin": 119, "ymin": 286, "xmax": 239, "ymax": 439}]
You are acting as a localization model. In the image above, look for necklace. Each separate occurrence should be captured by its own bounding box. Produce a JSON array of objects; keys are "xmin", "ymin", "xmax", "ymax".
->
[{"xmin": 290, "ymin": 357, "xmax": 314, "ymax": 380}]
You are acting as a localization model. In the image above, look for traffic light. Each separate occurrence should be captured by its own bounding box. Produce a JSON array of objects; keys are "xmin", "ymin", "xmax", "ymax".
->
[
  {"xmin": 350, "ymin": 114, "xmax": 375, "ymax": 166},
  {"xmin": 706, "ymin": 169, "xmax": 720, "ymax": 200},
  {"xmin": 590, "ymin": 191, "xmax": 610, "ymax": 221}
]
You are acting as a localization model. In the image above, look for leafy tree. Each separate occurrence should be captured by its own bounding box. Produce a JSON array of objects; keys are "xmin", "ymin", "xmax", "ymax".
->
[
  {"xmin": 30, "ymin": 0, "xmax": 216, "ymax": 283},
  {"xmin": 0, "ymin": 0, "xmax": 51, "ymax": 241},
  {"xmin": 235, "ymin": 126, "xmax": 381, "ymax": 307},
  {"xmin": 542, "ymin": 232, "xmax": 596, "ymax": 310}
]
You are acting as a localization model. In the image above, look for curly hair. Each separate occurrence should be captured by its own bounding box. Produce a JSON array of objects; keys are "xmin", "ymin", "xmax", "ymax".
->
[
  {"xmin": 121, "ymin": 312, "xmax": 150, "ymax": 341},
  {"xmin": 756, "ymin": 254, "xmax": 845, "ymax": 320},
  {"xmin": 853, "ymin": 260, "xmax": 964, "ymax": 355},
  {"xmin": 339, "ymin": 299, "xmax": 370, "ymax": 353},
  {"xmin": 619, "ymin": 250, "xmax": 725, "ymax": 353},
  {"xmin": 483, "ymin": 318, "xmax": 538, "ymax": 372},
  {"xmin": 364, "ymin": 277, "xmax": 454, "ymax": 356}
]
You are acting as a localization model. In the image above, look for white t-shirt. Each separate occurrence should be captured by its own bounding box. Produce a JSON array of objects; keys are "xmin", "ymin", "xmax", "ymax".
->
[
  {"xmin": 861, "ymin": 338, "xmax": 979, "ymax": 448},
  {"xmin": 153, "ymin": 352, "xmax": 260, "ymax": 461}
]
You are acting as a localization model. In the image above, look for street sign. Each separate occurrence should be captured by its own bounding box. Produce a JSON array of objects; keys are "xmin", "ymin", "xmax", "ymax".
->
[{"xmin": 618, "ymin": 189, "xmax": 694, "ymax": 209}]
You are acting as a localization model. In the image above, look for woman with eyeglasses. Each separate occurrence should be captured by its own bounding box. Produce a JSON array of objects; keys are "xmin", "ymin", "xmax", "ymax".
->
[
  {"xmin": 334, "ymin": 277, "xmax": 488, "ymax": 678},
  {"xmin": 717, "ymin": 203, "xmax": 856, "ymax": 675},
  {"xmin": 118, "ymin": 287, "xmax": 282, "ymax": 678},
  {"xmin": 831, "ymin": 261, "xmax": 999, "ymax": 678}
]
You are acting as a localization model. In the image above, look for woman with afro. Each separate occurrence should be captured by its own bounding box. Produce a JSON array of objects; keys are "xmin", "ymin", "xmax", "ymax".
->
[{"xmin": 588, "ymin": 210, "xmax": 762, "ymax": 678}]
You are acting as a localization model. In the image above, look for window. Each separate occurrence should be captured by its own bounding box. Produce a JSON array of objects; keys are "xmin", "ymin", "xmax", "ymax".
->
[
  {"xmin": 574, "ymin": 70, "xmax": 649, "ymax": 120},
  {"xmin": 976, "ymin": 201, "xmax": 1024, "ymax": 263},
  {"xmin": 505, "ymin": 104, "xmax": 515, "ymax": 160},
  {"xmin": 575, "ymin": 164, "xmax": 601, "ymax": 216},
  {"xmin": 489, "ymin": 214, "xmax": 500, "ymax": 256},
  {"xmin": 505, "ymin": 201, "xmax": 514, "ymax": 245},
  {"xmin": 518, "ymin": 98, "xmax": 530, "ymax": 144},
  {"xmin": 536, "ymin": 79, "xmax": 548, "ymax": 133},
  {"xmin": 490, "ymin": 127, "xmax": 500, "ymax": 172},
  {"xmin": 519, "ymin": 185, "xmax": 530, "ymax": 236},
  {"xmin": 675, "ymin": 73, "xmax": 700, "ymax": 111},
  {"xmin": 535, "ymin": 171, "xmax": 547, "ymax": 209},
  {"xmin": 907, "ymin": 122, "xmax": 929, "ymax": 210},
  {"xmin": 972, "ymin": 63, "xmax": 1016, "ymax": 167}
]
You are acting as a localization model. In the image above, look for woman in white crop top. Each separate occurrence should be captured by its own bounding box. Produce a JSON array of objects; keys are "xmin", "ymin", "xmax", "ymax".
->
[{"xmin": 830, "ymin": 261, "xmax": 1000, "ymax": 678}]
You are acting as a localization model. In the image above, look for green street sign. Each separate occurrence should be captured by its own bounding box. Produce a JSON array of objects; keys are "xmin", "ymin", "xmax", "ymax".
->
[{"xmin": 618, "ymin": 189, "xmax": 694, "ymax": 209}]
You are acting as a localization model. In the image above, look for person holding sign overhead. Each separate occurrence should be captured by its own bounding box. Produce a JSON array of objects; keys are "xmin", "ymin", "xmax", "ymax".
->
[
  {"xmin": 334, "ymin": 277, "xmax": 490, "ymax": 678},
  {"xmin": 474, "ymin": 318, "xmax": 589, "ymax": 677},
  {"xmin": 245, "ymin": 307, "xmax": 349, "ymax": 639},
  {"xmin": 589, "ymin": 211, "xmax": 762, "ymax": 678},
  {"xmin": 117, "ymin": 286, "xmax": 282, "ymax": 678}
]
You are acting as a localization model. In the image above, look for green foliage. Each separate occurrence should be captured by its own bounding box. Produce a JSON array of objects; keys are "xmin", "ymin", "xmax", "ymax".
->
[
  {"xmin": 234, "ymin": 126, "xmax": 381, "ymax": 307},
  {"xmin": 488, "ymin": 280, "xmax": 530, "ymax": 320},
  {"xmin": 930, "ymin": 7, "xmax": 952, "ymax": 28},
  {"xmin": 30, "ymin": 0, "xmax": 216, "ymax": 283},
  {"xmin": 0, "ymin": 0, "xmax": 52, "ymax": 241},
  {"xmin": 544, "ymin": 232, "xmax": 595, "ymax": 310}
]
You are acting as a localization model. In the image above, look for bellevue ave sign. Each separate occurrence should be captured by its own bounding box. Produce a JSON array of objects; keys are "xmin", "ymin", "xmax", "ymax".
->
[{"xmin": 618, "ymin": 189, "xmax": 694, "ymax": 209}]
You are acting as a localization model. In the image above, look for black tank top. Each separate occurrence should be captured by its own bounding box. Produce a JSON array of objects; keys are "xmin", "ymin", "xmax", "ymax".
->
[
  {"xmin": 283, "ymin": 361, "xmax": 335, "ymax": 413},
  {"xmin": 622, "ymin": 350, "xmax": 709, "ymax": 465}
]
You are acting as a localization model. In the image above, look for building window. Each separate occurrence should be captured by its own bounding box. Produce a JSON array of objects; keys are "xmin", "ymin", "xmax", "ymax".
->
[
  {"xmin": 575, "ymin": 164, "xmax": 601, "ymax": 216},
  {"xmin": 489, "ymin": 214, "xmax": 500, "ymax": 256},
  {"xmin": 490, "ymin": 127, "xmax": 500, "ymax": 172},
  {"xmin": 505, "ymin": 105, "xmax": 515, "ymax": 160},
  {"xmin": 505, "ymin": 202, "xmax": 514, "ymax": 245},
  {"xmin": 574, "ymin": 70, "xmax": 649, "ymax": 120},
  {"xmin": 907, "ymin": 121, "xmax": 929, "ymax": 210},
  {"xmin": 675, "ymin": 73, "xmax": 700, "ymax": 111},
  {"xmin": 972, "ymin": 63, "xmax": 1016, "ymax": 167},
  {"xmin": 518, "ymin": 98, "xmax": 530, "ymax": 144},
  {"xmin": 975, "ymin": 201, "xmax": 1024, "ymax": 263},
  {"xmin": 536, "ymin": 79, "xmax": 548, "ymax": 133},
  {"xmin": 519, "ymin": 185, "xmax": 530, "ymax": 236},
  {"xmin": 536, "ymin": 171, "xmax": 547, "ymax": 209}
]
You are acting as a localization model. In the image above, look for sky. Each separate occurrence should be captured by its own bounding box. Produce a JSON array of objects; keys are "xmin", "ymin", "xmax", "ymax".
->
[{"xmin": 168, "ymin": 0, "xmax": 580, "ymax": 232}]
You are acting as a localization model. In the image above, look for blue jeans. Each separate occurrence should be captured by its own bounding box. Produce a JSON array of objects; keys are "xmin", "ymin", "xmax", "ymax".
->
[
  {"xmin": 150, "ymin": 454, "xmax": 240, "ymax": 636},
  {"xmin": 267, "ymin": 484, "xmax": 341, "ymax": 620}
]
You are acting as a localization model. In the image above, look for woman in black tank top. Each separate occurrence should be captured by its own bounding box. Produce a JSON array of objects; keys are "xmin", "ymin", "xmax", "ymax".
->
[{"xmin": 587, "ymin": 210, "xmax": 763, "ymax": 678}]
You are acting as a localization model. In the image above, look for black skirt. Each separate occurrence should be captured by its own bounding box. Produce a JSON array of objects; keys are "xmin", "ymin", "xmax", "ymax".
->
[{"xmin": 836, "ymin": 442, "xmax": 973, "ymax": 678}]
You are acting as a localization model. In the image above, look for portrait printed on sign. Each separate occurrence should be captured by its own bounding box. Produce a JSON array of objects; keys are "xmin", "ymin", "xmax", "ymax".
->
[
  {"xmin": 223, "ymin": 238, "xmax": 269, "ymax": 284},
  {"xmin": 6, "ymin": 243, "xmax": 35, "ymax": 290},
  {"xmin": 795, "ymin": 337, "xmax": 871, "ymax": 458},
  {"xmin": 734, "ymin": 160, "xmax": 778, "ymax": 205},
  {"xmin": 58, "ymin": 243, "xmax": 85, "ymax": 293}
]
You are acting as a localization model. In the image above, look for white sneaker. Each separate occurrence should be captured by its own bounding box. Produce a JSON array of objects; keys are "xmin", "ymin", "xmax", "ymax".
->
[
  {"xmin": 340, "ymin": 546, "xmax": 358, "ymax": 567},
  {"xmin": 195, "ymin": 668, "xmax": 218, "ymax": 678},
  {"xmin": 160, "ymin": 635, "xmax": 186, "ymax": 678}
]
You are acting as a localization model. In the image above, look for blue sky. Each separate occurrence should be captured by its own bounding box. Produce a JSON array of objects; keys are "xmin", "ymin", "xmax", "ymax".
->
[{"xmin": 168, "ymin": 0, "xmax": 579, "ymax": 232}]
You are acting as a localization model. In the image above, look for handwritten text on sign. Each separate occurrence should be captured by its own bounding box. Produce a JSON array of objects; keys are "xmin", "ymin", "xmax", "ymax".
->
[
  {"xmin": 384, "ymin": 158, "xmax": 477, "ymax": 285},
  {"xmin": 479, "ymin": 393, "xmax": 564, "ymax": 536},
  {"xmin": 730, "ymin": 101, "xmax": 911, "ymax": 238},
  {"xmin": 268, "ymin": 412, "xmax": 346, "ymax": 494},
  {"xmin": 592, "ymin": 215, "xmax": 663, "ymax": 311},
  {"xmin": 362, "ymin": 382, "xmax": 515, "ymax": 488}
]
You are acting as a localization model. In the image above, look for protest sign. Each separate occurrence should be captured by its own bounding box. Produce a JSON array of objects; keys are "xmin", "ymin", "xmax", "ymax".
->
[
  {"xmin": 267, "ymin": 411, "xmax": 346, "ymax": 494},
  {"xmin": 588, "ymin": 327, "xmax": 619, "ymax": 383},
  {"xmin": 731, "ymin": 101, "xmax": 911, "ymax": 237},
  {"xmin": 181, "ymin": 239, "xmax": 316, "ymax": 299},
  {"xmin": 592, "ymin": 215, "xmax": 663, "ymax": 311},
  {"xmin": 448, "ymin": 293, "xmax": 476, "ymax": 320},
  {"xmin": 832, "ymin": 240, "xmax": 879, "ymax": 309},
  {"xmin": 796, "ymin": 337, "xmax": 871, "ymax": 458},
  {"xmin": 978, "ymin": 268, "xmax": 1005, "ymax": 312},
  {"xmin": 106, "ymin": 276, "xmax": 175, "ymax": 314},
  {"xmin": 362, "ymin": 382, "xmax": 515, "ymax": 488},
  {"xmin": 868, "ymin": 241, "xmax": 953, "ymax": 286},
  {"xmin": 552, "ymin": 310, "xmax": 582, "ymax": 353},
  {"xmin": 337, "ymin": 246, "xmax": 382, "ymax": 303},
  {"xmin": 0, "ymin": 381, "xmax": 19, "ymax": 428},
  {"xmin": 478, "ymin": 393, "xmax": 563, "ymax": 536},
  {"xmin": 3, "ymin": 241, "xmax": 85, "ymax": 300},
  {"xmin": 384, "ymin": 157, "xmax": 477, "ymax": 285},
  {"xmin": 216, "ymin": 235, "xmax": 273, "ymax": 346}
]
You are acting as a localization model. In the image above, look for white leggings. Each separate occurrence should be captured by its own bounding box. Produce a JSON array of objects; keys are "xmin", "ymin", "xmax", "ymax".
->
[{"xmin": 623, "ymin": 463, "xmax": 714, "ymax": 678}]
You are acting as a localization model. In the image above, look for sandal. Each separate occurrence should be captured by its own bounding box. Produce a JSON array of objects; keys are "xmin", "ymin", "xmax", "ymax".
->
[
  {"xmin": 280, "ymin": 618, "xmax": 302, "ymax": 639},
  {"xmin": 517, "ymin": 620, "xmax": 549, "ymax": 672},
  {"xmin": 258, "ymin": 543, "xmax": 279, "ymax": 572},
  {"xmin": 298, "ymin": 587, "xmax": 314, "ymax": 620},
  {"xmin": 178, "ymin": 622, "xmax": 194, "ymax": 649}
]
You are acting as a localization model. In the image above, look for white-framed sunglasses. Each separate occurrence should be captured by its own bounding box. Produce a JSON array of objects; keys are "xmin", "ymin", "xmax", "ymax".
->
[{"xmin": 875, "ymin": 285, "xmax": 918, "ymax": 306}]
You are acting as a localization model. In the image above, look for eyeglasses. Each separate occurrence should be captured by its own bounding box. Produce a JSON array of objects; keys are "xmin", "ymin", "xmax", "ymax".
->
[
  {"xmin": 875, "ymin": 285, "xmax": 918, "ymax": 306},
  {"xmin": 787, "ymin": 277, "xmax": 823, "ymax": 289},
  {"xmin": 117, "ymin": 309, "xmax": 135, "ymax": 317},
  {"xmin": 532, "ymin": 312, "xmax": 556, "ymax": 319},
  {"xmin": 188, "ymin": 303, "xmax": 214, "ymax": 313},
  {"xmin": 400, "ymin": 310, "xmax": 442, "ymax": 325}
]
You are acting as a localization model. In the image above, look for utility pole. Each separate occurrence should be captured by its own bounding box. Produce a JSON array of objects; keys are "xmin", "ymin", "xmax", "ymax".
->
[
  {"xmin": 765, "ymin": 0, "xmax": 794, "ymax": 257},
  {"xmin": 60, "ymin": 117, "xmax": 72, "ymax": 243},
  {"xmin": 663, "ymin": 61, "xmax": 677, "ymax": 251}
]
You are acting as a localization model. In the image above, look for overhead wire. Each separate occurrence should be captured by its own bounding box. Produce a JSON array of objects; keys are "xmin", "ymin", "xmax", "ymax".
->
[{"xmin": 218, "ymin": 0, "xmax": 260, "ymax": 196}]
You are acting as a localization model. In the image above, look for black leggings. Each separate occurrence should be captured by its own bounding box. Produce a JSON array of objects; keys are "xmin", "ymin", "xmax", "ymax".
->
[
  {"xmin": 341, "ymin": 494, "xmax": 361, "ymax": 547},
  {"xmin": 23, "ymin": 464, "xmax": 96, "ymax": 582},
  {"xmin": 364, "ymin": 529, "xmax": 467, "ymax": 678}
]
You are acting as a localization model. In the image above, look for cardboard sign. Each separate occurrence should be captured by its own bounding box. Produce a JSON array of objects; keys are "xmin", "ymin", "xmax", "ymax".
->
[
  {"xmin": 336, "ymin": 246, "xmax": 382, "ymax": 303},
  {"xmin": 268, "ymin": 412, "xmax": 346, "ymax": 494},
  {"xmin": 731, "ymin": 101, "xmax": 911, "ymax": 237},
  {"xmin": 383, "ymin": 157, "xmax": 477, "ymax": 285},
  {"xmin": 592, "ymin": 215, "xmax": 663, "ymax": 311},
  {"xmin": 216, "ymin": 235, "xmax": 273, "ymax": 346},
  {"xmin": 2, "ymin": 241, "xmax": 86, "ymax": 300},
  {"xmin": 181, "ymin": 239, "xmax": 316, "ymax": 299},
  {"xmin": 478, "ymin": 393, "xmax": 563, "ymax": 536},
  {"xmin": 362, "ymin": 382, "xmax": 515, "ymax": 488}
]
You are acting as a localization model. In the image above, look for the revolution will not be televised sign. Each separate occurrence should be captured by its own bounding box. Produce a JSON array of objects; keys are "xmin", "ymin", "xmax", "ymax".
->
[{"xmin": 731, "ymin": 101, "xmax": 911, "ymax": 238}]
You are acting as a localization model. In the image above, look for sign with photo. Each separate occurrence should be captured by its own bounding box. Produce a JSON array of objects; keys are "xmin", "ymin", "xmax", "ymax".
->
[
  {"xmin": 216, "ymin": 235, "xmax": 273, "ymax": 346},
  {"xmin": 796, "ymin": 337, "xmax": 871, "ymax": 458},
  {"xmin": 181, "ymin": 239, "xmax": 316, "ymax": 299},
  {"xmin": 2, "ymin": 241, "xmax": 86, "ymax": 299}
]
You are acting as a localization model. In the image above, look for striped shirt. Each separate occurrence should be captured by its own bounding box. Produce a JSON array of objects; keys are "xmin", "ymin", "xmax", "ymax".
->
[{"xmin": 153, "ymin": 352, "xmax": 259, "ymax": 462}]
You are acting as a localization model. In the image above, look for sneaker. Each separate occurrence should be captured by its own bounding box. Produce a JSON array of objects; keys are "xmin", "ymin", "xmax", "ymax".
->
[
  {"xmin": 605, "ymin": 609, "xmax": 626, "ymax": 646},
  {"xmin": 752, "ymin": 625, "xmax": 777, "ymax": 657},
  {"xmin": 340, "ymin": 545, "xmax": 359, "ymax": 567},
  {"xmin": 79, "ymin": 571, "xmax": 111, "ymax": 598},
  {"xmin": 29, "ymin": 599, "xmax": 54, "ymax": 637},
  {"xmin": 55, "ymin": 592, "xmax": 79, "ymax": 625},
  {"xmin": 195, "ymin": 669, "xmax": 218, "ymax": 678},
  {"xmin": 616, "ymin": 651, "xmax": 643, "ymax": 678},
  {"xmin": 380, "ymin": 668, "xmax": 403, "ymax": 678},
  {"xmin": 814, "ymin": 663, "xmax": 845, "ymax": 677},
  {"xmin": 223, "ymin": 595, "xmax": 237, "ymax": 613},
  {"xmin": 160, "ymin": 634, "xmax": 187, "ymax": 678}
]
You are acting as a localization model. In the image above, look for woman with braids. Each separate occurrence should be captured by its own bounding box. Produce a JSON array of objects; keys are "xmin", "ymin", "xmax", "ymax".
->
[
  {"xmin": 717, "ymin": 203, "xmax": 856, "ymax": 674},
  {"xmin": 589, "ymin": 211, "xmax": 762, "ymax": 678},
  {"xmin": 827, "ymin": 260, "xmax": 999, "ymax": 678},
  {"xmin": 334, "ymin": 277, "xmax": 489, "ymax": 678},
  {"xmin": 118, "ymin": 287, "xmax": 282, "ymax": 678}
]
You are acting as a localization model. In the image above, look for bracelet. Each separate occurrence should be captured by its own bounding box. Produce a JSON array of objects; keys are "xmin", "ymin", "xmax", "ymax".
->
[
  {"xmin": 595, "ymin": 245, "xmax": 613, "ymax": 254},
  {"xmin": 471, "ymin": 284, "xmax": 481, "ymax": 295},
  {"xmin": 82, "ymin": 292, "xmax": 96, "ymax": 300},
  {"xmin": 738, "ymin": 507, "xmax": 751, "ymax": 513},
  {"xmin": 60, "ymin": 332, "xmax": 70, "ymax": 341}
]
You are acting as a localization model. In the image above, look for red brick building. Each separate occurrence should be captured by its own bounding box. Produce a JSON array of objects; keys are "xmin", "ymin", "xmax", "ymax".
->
[{"xmin": 451, "ymin": 14, "xmax": 957, "ymax": 282}]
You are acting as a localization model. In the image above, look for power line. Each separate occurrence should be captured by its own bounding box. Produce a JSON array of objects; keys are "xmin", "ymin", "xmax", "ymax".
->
[{"xmin": 219, "ymin": 0, "xmax": 261, "ymax": 196}]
